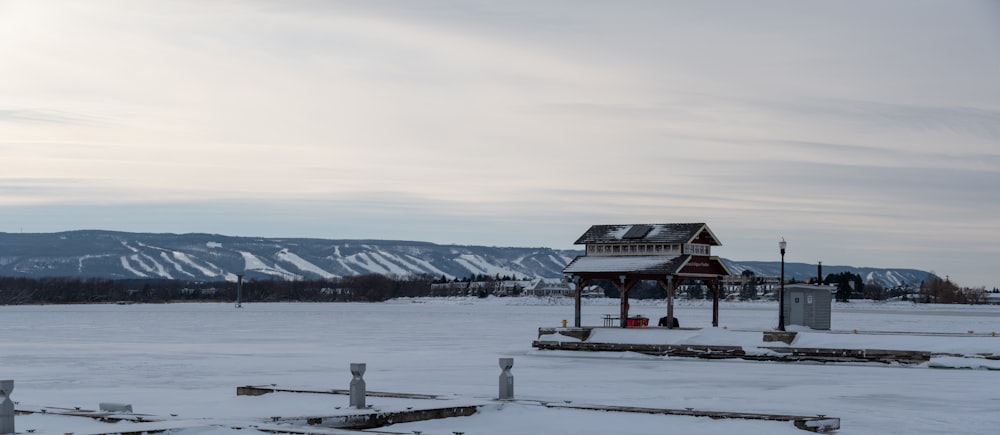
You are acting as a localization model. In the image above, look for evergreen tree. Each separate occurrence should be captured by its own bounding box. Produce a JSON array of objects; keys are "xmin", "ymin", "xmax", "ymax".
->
[
  {"xmin": 739, "ymin": 270, "xmax": 758, "ymax": 300},
  {"xmin": 826, "ymin": 272, "xmax": 862, "ymax": 302}
]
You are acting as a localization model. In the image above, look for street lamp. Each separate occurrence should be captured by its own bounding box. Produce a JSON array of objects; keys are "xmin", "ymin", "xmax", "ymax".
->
[
  {"xmin": 778, "ymin": 238, "xmax": 786, "ymax": 331},
  {"xmin": 236, "ymin": 273, "xmax": 244, "ymax": 309}
]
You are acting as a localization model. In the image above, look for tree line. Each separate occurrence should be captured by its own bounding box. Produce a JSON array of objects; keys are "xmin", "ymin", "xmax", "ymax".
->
[
  {"xmin": 821, "ymin": 272, "xmax": 989, "ymax": 304},
  {"xmin": 0, "ymin": 274, "xmax": 438, "ymax": 305},
  {"xmin": 0, "ymin": 272, "xmax": 992, "ymax": 305}
]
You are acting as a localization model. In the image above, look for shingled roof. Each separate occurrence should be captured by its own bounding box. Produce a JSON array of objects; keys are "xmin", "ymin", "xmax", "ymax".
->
[
  {"xmin": 562, "ymin": 255, "xmax": 689, "ymax": 275},
  {"xmin": 573, "ymin": 223, "xmax": 721, "ymax": 246}
]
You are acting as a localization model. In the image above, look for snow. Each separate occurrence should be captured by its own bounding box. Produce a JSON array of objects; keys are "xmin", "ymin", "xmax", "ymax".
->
[
  {"xmin": 173, "ymin": 251, "xmax": 221, "ymax": 278},
  {"xmin": 119, "ymin": 242, "xmax": 164, "ymax": 278},
  {"xmin": 398, "ymin": 253, "xmax": 452, "ymax": 279},
  {"xmin": 276, "ymin": 249, "xmax": 338, "ymax": 279},
  {"xmin": 357, "ymin": 248, "xmax": 412, "ymax": 276},
  {"xmin": 1, "ymin": 299, "xmax": 998, "ymax": 434},
  {"xmin": 547, "ymin": 254, "xmax": 568, "ymax": 268},
  {"xmin": 240, "ymin": 251, "xmax": 301, "ymax": 279},
  {"xmin": 335, "ymin": 258, "xmax": 362, "ymax": 275},
  {"xmin": 368, "ymin": 249, "xmax": 451, "ymax": 278},
  {"xmin": 76, "ymin": 254, "xmax": 110, "ymax": 273},
  {"xmin": 342, "ymin": 252, "xmax": 394, "ymax": 275},
  {"xmin": 160, "ymin": 251, "xmax": 197, "ymax": 278},
  {"xmin": 119, "ymin": 255, "xmax": 148, "ymax": 277},
  {"xmin": 563, "ymin": 255, "xmax": 678, "ymax": 272},
  {"xmin": 239, "ymin": 251, "xmax": 271, "ymax": 271},
  {"xmin": 610, "ymin": 225, "xmax": 630, "ymax": 239},
  {"xmin": 455, "ymin": 254, "xmax": 517, "ymax": 277},
  {"xmin": 130, "ymin": 252, "xmax": 172, "ymax": 279}
]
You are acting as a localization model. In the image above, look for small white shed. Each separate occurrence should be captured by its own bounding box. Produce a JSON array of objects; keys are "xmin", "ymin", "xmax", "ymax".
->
[{"xmin": 782, "ymin": 284, "xmax": 833, "ymax": 330}]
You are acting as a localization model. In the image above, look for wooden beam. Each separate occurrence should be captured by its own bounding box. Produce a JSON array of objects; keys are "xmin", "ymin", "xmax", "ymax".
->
[{"xmin": 711, "ymin": 277, "xmax": 720, "ymax": 327}]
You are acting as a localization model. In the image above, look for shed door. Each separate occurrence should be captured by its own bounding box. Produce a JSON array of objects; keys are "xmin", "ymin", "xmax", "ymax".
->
[{"xmin": 789, "ymin": 291, "xmax": 805, "ymax": 325}]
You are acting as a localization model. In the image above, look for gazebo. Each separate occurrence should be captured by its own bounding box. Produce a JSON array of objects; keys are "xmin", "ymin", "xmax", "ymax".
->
[{"xmin": 563, "ymin": 223, "xmax": 732, "ymax": 328}]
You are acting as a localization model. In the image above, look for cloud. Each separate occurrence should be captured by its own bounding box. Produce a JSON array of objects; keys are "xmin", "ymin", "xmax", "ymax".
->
[
  {"xmin": 0, "ymin": 109, "xmax": 102, "ymax": 125},
  {"xmin": 746, "ymin": 98, "xmax": 1000, "ymax": 143}
]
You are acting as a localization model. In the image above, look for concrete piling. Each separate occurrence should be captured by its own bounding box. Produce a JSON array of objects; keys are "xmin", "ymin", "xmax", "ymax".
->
[
  {"xmin": 350, "ymin": 363, "xmax": 366, "ymax": 409},
  {"xmin": 499, "ymin": 358, "xmax": 514, "ymax": 400},
  {"xmin": 99, "ymin": 402, "xmax": 133, "ymax": 413},
  {"xmin": 0, "ymin": 380, "xmax": 13, "ymax": 435}
]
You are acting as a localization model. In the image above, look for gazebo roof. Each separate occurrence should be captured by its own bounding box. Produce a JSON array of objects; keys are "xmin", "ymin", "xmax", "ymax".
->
[
  {"xmin": 562, "ymin": 254, "xmax": 731, "ymax": 278},
  {"xmin": 563, "ymin": 255, "xmax": 688, "ymax": 275},
  {"xmin": 573, "ymin": 223, "xmax": 721, "ymax": 246}
]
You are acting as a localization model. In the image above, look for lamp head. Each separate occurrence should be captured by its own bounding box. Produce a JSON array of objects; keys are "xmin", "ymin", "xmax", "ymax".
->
[{"xmin": 779, "ymin": 238, "xmax": 787, "ymax": 253}]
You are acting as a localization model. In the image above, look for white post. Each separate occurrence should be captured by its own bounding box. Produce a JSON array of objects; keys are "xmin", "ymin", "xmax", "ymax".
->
[
  {"xmin": 0, "ymin": 380, "xmax": 13, "ymax": 435},
  {"xmin": 350, "ymin": 363, "xmax": 366, "ymax": 408},
  {"xmin": 499, "ymin": 358, "xmax": 514, "ymax": 400}
]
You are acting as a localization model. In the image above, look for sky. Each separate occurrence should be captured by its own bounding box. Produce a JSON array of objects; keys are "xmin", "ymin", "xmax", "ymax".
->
[{"xmin": 1, "ymin": 1, "xmax": 998, "ymax": 287}]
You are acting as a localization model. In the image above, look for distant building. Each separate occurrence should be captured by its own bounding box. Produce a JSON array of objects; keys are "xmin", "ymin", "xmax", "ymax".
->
[
  {"xmin": 984, "ymin": 292, "xmax": 1000, "ymax": 305},
  {"xmin": 429, "ymin": 281, "xmax": 471, "ymax": 296},
  {"xmin": 578, "ymin": 285, "xmax": 606, "ymax": 298},
  {"xmin": 522, "ymin": 279, "xmax": 572, "ymax": 297}
]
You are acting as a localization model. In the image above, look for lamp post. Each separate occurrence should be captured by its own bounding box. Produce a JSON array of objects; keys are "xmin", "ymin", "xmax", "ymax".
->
[
  {"xmin": 236, "ymin": 274, "xmax": 243, "ymax": 309},
  {"xmin": 778, "ymin": 238, "xmax": 786, "ymax": 331}
]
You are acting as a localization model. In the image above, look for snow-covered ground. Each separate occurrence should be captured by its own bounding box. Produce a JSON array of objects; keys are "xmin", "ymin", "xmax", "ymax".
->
[{"xmin": 1, "ymin": 298, "xmax": 998, "ymax": 434}]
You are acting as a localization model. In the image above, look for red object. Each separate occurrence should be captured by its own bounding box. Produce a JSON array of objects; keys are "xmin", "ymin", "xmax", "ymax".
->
[{"xmin": 627, "ymin": 317, "xmax": 648, "ymax": 327}]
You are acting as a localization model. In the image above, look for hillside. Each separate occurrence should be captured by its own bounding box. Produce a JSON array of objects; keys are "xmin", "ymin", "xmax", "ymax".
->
[
  {"xmin": 722, "ymin": 260, "xmax": 929, "ymax": 288},
  {"xmin": 0, "ymin": 230, "xmax": 929, "ymax": 286}
]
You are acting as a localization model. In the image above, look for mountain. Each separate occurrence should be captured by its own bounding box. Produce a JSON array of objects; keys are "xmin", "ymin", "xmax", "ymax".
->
[
  {"xmin": 0, "ymin": 230, "xmax": 577, "ymax": 281},
  {"xmin": 0, "ymin": 230, "xmax": 930, "ymax": 287},
  {"xmin": 722, "ymin": 260, "xmax": 930, "ymax": 289}
]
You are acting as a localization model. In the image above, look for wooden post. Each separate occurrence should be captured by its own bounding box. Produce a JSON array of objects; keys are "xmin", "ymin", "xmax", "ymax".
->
[
  {"xmin": 665, "ymin": 275, "xmax": 675, "ymax": 329},
  {"xmin": 572, "ymin": 276, "xmax": 582, "ymax": 328},
  {"xmin": 712, "ymin": 277, "xmax": 720, "ymax": 327},
  {"xmin": 618, "ymin": 275, "xmax": 628, "ymax": 328}
]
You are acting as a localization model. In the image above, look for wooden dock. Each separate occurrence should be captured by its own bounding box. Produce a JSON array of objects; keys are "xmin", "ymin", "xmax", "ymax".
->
[
  {"xmin": 237, "ymin": 384, "xmax": 840, "ymax": 433},
  {"xmin": 535, "ymin": 326, "xmax": 936, "ymax": 364},
  {"xmin": 236, "ymin": 384, "xmax": 441, "ymax": 400},
  {"xmin": 532, "ymin": 340, "xmax": 931, "ymax": 364},
  {"xmin": 236, "ymin": 385, "xmax": 478, "ymax": 430},
  {"xmin": 15, "ymin": 388, "xmax": 840, "ymax": 434},
  {"xmin": 15, "ymin": 404, "xmax": 163, "ymax": 423},
  {"xmin": 15, "ymin": 402, "xmax": 473, "ymax": 434},
  {"xmin": 266, "ymin": 405, "xmax": 480, "ymax": 430},
  {"xmin": 540, "ymin": 402, "xmax": 840, "ymax": 433}
]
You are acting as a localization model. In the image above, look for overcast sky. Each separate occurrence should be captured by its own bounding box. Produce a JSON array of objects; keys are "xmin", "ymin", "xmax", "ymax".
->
[{"xmin": 2, "ymin": 1, "xmax": 998, "ymax": 287}]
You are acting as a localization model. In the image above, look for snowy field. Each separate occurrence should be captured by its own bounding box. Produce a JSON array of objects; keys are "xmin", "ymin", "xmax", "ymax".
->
[{"xmin": 1, "ymin": 298, "xmax": 999, "ymax": 434}]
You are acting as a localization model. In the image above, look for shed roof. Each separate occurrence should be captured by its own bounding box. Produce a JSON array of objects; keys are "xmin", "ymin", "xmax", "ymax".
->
[{"xmin": 573, "ymin": 223, "xmax": 721, "ymax": 246}]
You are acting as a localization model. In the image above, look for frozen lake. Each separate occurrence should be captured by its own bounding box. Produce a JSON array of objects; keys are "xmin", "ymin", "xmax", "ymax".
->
[{"xmin": 1, "ymin": 298, "xmax": 998, "ymax": 434}]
